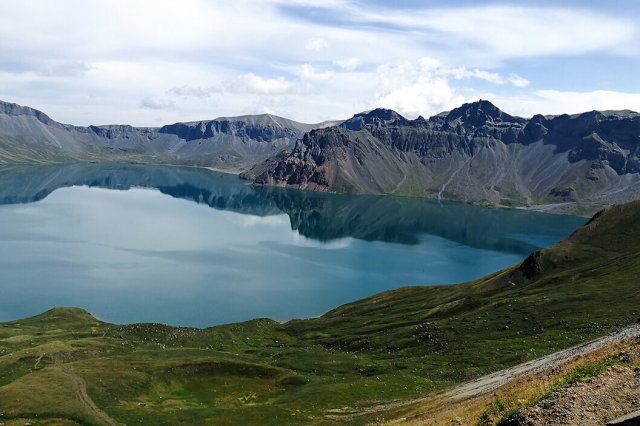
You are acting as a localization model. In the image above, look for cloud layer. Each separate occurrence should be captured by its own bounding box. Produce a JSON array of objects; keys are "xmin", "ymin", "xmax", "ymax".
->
[{"xmin": 0, "ymin": 1, "xmax": 638, "ymax": 125}]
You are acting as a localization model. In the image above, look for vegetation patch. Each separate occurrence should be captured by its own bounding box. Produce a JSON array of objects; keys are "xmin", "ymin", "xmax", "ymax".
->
[{"xmin": 1, "ymin": 202, "xmax": 640, "ymax": 424}]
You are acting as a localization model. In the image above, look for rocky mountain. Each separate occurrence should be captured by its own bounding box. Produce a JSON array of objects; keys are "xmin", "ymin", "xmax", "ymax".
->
[
  {"xmin": 3, "ymin": 99, "xmax": 640, "ymax": 213},
  {"xmin": 0, "ymin": 100, "xmax": 333, "ymax": 171},
  {"xmin": 242, "ymin": 100, "xmax": 640, "ymax": 214}
]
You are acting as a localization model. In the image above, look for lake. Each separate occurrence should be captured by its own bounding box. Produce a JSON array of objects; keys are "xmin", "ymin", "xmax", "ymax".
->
[{"xmin": 0, "ymin": 163, "xmax": 585, "ymax": 327}]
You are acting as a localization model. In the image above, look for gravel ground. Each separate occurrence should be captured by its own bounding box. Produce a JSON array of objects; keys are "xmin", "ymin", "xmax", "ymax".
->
[
  {"xmin": 452, "ymin": 326, "xmax": 640, "ymax": 401},
  {"xmin": 519, "ymin": 342, "xmax": 640, "ymax": 425}
]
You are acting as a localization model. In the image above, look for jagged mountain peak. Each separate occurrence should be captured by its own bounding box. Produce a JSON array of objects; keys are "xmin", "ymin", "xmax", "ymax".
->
[
  {"xmin": 451, "ymin": 99, "xmax": 502, "ymax": 115},
  {"xmin": 340, "ymin": 108, "xmax": 408, "ymax": 131},
  {"xmin": 444, "ymin": 99, "xmax": 524, "ymax": 127},
  {"xmin": 358, "ymin": 108, "xmax": 405, "ymax": 121}
]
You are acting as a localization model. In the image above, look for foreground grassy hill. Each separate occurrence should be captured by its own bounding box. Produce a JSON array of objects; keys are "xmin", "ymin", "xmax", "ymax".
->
[{"xmin": 1, "ymin": 201, "xmax": 640, "ymax": 425}]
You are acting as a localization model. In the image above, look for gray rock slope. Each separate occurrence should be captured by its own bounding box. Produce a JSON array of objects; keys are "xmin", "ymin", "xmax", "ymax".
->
[
  {"xmin": 0, "ymin": 100, "xmax": 333, "ymax": 171},
  {"xmin": 242, "ymin": 100, "xmax": 640, "ymax": 214}
]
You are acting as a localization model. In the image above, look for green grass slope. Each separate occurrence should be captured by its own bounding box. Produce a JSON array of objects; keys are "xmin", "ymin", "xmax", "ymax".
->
[{"xmin": 1, "ymin": 202, "xmax": 639, "ymax": 424}]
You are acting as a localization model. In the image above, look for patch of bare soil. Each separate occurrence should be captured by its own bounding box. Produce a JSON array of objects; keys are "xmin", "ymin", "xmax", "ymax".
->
[{"xmin": 518, "ymin": 346, "xmax": 640, "ymax": 426}]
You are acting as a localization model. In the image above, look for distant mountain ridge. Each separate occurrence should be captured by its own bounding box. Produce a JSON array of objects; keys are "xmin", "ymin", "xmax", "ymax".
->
[
  {"xmin": 2, "ymin": 99, "xmax": 640, "ymax": 214},
  {"xmin": 0, "ymin": 100, "xmax": 335, "ymax": 170},
  {"xmin": 242, "ymin": 100, "xmax": 640, "ymax": 214}
]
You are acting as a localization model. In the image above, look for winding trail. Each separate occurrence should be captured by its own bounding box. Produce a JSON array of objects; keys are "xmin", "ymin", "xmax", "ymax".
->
[
  {"xmin": 61, "ymin": 366, "xmax": 121, "ymax": 426},
  {"xmin": 449, "ymin": 324, "xmax": 640, "ymax": 401},
  {"xmin": 325, "ymin": 324, "xmax": 640, "ymax": 423}
]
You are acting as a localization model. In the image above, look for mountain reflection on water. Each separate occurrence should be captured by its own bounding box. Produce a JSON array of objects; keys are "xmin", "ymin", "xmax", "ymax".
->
[
  {"xmin": 0, "ymin": 163, "xmax": 585, "ymax": 326},
  {"xmin": 0, "ymin": 163, "xmax": 584, "ymax": 256}
]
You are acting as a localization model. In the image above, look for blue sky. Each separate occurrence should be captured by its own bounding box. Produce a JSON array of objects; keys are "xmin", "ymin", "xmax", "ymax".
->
[{"xmin": 0, "ymin": 0, "xmax": 638, "ymax": 125}]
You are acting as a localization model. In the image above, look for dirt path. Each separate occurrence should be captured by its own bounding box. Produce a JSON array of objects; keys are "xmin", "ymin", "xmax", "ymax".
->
[
  {"xmin": 449, "ymin": 324, "xmax": 640, "ymax": 401},
  {"xmin": 61, "ymin": 366, "xmax": 121, "ymax": 426},
  {"xmin": 325, "ymin": 324, "xmax": 640, "ymax": 423}
]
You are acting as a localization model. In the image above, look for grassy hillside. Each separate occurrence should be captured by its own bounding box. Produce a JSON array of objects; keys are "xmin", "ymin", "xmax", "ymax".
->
[{"xmin": 1, "ymin": 202, "xmax": 639, "ymax": 424}]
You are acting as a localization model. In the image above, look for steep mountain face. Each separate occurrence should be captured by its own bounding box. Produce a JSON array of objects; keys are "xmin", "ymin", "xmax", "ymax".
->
[
  {"xmin": 0, "ymin": 100, "xmax": 328, "ymax": 171},
  {"xmin": 242, "ymin": 100, "xmax": 640, "ymax": 214}
]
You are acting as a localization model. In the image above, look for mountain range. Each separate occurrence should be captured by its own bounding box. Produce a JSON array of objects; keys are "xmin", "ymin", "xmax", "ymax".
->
[
  {"xmin": 0, "ymin": 100, "xmax": 337, "ymax": 170},
  {"xmin": 2, "ymin": 99, "xmax": 640, "ymax": 214},
  {"xmin": 243, "ymin": 101, "xmax": 640, "ymax": 214}
]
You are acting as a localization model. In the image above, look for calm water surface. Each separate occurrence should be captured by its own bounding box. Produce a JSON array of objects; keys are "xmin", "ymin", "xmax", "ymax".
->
[{"xmin": 0, "ymin": 164, "xmax": 586, "ymax": 326}]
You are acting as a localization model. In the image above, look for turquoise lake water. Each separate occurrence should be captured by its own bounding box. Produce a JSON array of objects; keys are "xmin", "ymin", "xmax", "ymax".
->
[{"xmin": 0, "ymin": 164, "xmax": 585, "ymax": 326}]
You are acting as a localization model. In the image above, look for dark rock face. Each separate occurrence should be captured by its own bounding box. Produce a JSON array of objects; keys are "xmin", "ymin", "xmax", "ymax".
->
[
  {"xmin": 244, "ymin": 100, "xmax": 640, "ymax": 213},
  {"xmin": 89, "ymin": 125, "xmax": 139, "ymax": 139},
  {"xmin": 340, "ymin": 108, "xmax": 410, "ymax": 131},
  {"xmin": 159, "ymin": 119, "xmax": 298, "ymax": 143},
  {"xmin": 536, "ymin": 111, "xmax": 640, "ymax": 174},
  {"xmin": 443, "ymin": 99, "xmax": 526, "ymax": 130}
]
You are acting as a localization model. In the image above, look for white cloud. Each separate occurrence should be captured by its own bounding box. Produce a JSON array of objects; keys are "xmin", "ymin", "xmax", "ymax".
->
[
  {"xmin": 534, "ymin": 90, "xmax": 640, "ymax": 114},
  {"xmin": 447, "ymin": 67, "xmax": 529, "ymax": 87},
  {"xmin": 449, "ymin": 68, "xmax": 503, "ymax": 85},
  {"xmin": 304, "ymin": 37, "xmax": 328, "ymax": 51},
  {"xmin": 168, "ymin": 85, "xmax": 213, "ymax": 99},
  {"xmin": 491, "ymin": 90, "xmax": 640, "ymax": 117},
  {"xmin": 372, "ymin": 57, "xmax": 534, "ymax": 118},
  {"xmin": 341, "ymin": 5, "xmax": 638, "ymax": 64},
  {"xmin": 295, "ymin": 64, "xmax": 334, "ymax": 81},
  {"xmin": 0, "ymin": 1, "xmax": 637, "ymax": 125},
  {"xmin": 0, "ymin": 0, "xmax": 218, "ymax": 57},
  {"xmin": 333, "ymin": 57, "xmax": 361, "ymax": 71},
  {"xmin": 374, "ymin": 59, "xmax": 465, "ymax": 118},
  {"xmin": 140, "ymin": 97, "xmax": 176, "ymax": 111},
  {"xmin": 34, "ymin": 60, "xmax": 91, "ymax": 77},
  {"xmin": 376, "ymin": 79, "xmax": 464, "ymax": 119},
  {"xmin": 507, "ymin": 74, "xmax": 530, "ymax": 89},
  {"xmin": 226, "ymin": 73, "xmax": 300, "ymax": 95}
]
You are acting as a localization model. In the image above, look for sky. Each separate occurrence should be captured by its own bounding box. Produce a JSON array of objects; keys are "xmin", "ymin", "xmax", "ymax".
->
[{"xmin": 0, "ymin": 0, "xmax": 639, "ymax": 126}]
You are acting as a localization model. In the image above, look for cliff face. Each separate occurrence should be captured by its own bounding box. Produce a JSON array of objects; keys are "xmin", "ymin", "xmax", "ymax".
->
[
  {"xmin": 242, "ymin": 101, "xmax": 640, "ymax": 213},
  {"xmin": 0, "ymin": 101, "xmax": 325, "ymax": 171}
]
